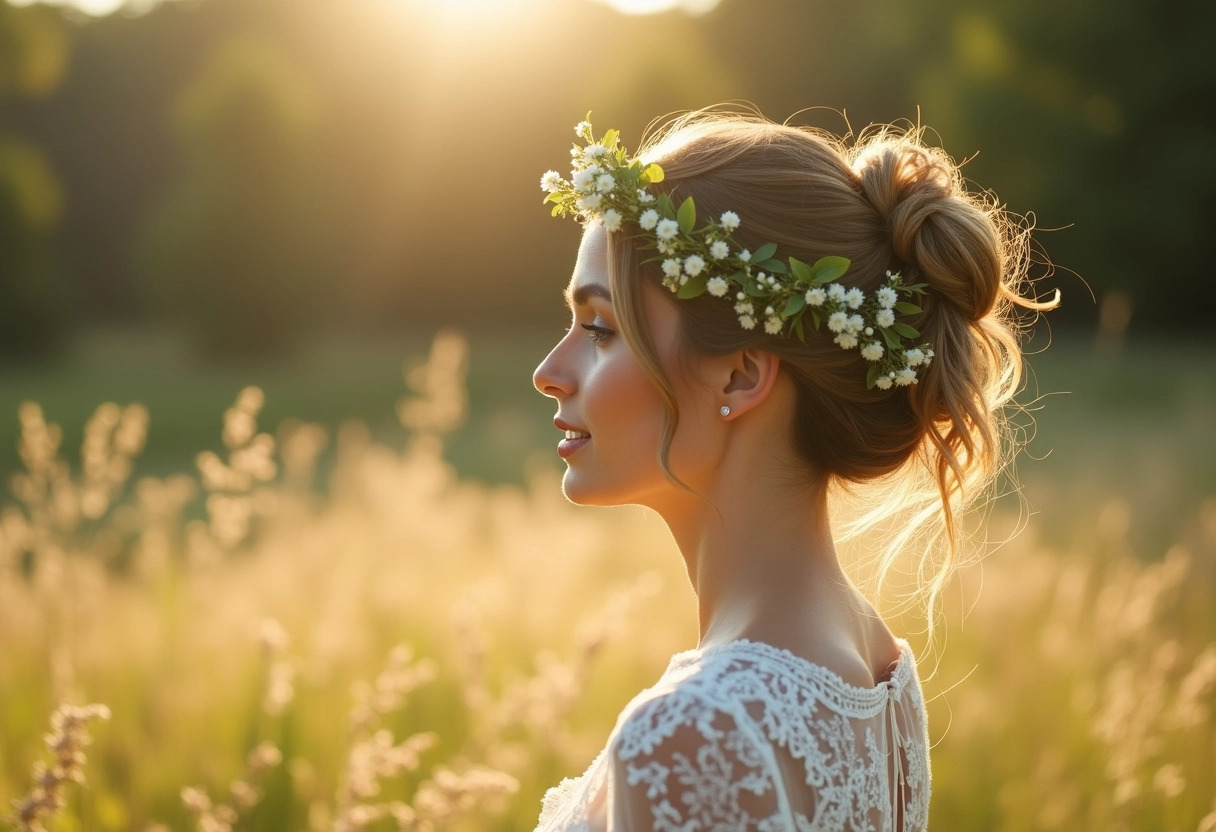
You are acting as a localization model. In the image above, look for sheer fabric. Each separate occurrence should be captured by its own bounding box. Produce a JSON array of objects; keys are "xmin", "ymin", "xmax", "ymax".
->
[{"xmin": 534, "ymin": 639, "xmax": 929, "ymax": 832}]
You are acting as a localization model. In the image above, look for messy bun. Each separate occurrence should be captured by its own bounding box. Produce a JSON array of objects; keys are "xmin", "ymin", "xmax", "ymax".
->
[{"xmin": 604, "ymin": 108, "xmax": 1057, "ymax": 622}]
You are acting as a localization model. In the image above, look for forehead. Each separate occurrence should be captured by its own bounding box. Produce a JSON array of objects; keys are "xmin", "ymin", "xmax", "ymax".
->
[{"xmin": 564, "ymin": 223, "xmax": 611, "ymax": 305}]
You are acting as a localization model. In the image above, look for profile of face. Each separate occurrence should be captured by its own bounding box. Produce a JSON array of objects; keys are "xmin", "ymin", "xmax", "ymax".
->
[{"xmin": 532, "ymin": 224, "xmax": 725, "ymax": 509}]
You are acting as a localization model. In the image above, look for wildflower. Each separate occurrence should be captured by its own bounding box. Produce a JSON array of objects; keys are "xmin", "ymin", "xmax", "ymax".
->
[
  {"xmin": 827, "ymin": 284, "xmax": 846, "ymax": 302},
  {"xmin": 834, "ymin": 333, "xmax": 859, "ymax": 349},
  {"xmin": 827, "ymin": 312, "xmax": 849, "ymax": 333},
  {"xmin": 575, "ymin": 194, "xmax": 602, "ymax": 212},
  {"xmin": 876, "ymin": 286, "xmax": 898, "ymax": 308},
  {"xmin": 860, "ymin": 342, "xmax": 885, "ymax": 361},
  {"xmin": 584, "ymin": 143, "xmax": 609, "ymax": 159},
  {"xmin": 876, "ymin": 309, "xmax": 896, "ymax": 328},
  {"xmin": 656, "ymin": 219, "xmax": 680, "ymax": 241},
  {"xmin": 602, "ymin": 209, "xmax": 622, "ymax": 232},
  {"xmin": 904, "ymin": 348, "xmax": 926, "ymax": 366},
  {"xmin": 738, "ymin": 314, "xmax": 756, "ymax": 330},
  {"xmin": 662, "ymin": 259, "xmax": 682, "ymax": 279},
  {"xmin": 595, "ymin": 174, "xmax": 615, "ymax": 194},
  {"xmin": 874, "ymin": 375, "xmax": 893, "ymax": 390},
  {"xmin": 540, "ymin": 170, "xmax": 563, "ymax": 192},
  {"xmin": 684, "ymin": 255, "xmax": 706, "ymax": 276},
  {"xmin": 806, "ymin": 288, "xmax": 826, "ymax": 306},
  {"xmin": 738, "ymin": 249, "xmax": 751, "ymax": 262},
  {"xmin": 894, "ymin": 368, "xmax": 918, "ymax": 386},
  {"xmin": 845, "ymin": 288, "xmax": 865, "ymax": 309},
  {"xmin": 638, "ymin": 189, "xmax": 655, "ymax": 203},
  {"xmin": 846, "ymin": 314, "xmax": 865, "ymax": 334},
  {"xmin": 710, "ymin": 240, "xmax": 729, "ymax": 260},
  {"xmin": 765, "ymin": 317, "xmax": 783, "ymax": 334},
  {"xmin": 638, "ymin": 209, "xmax": 659, "ymax": 230},
  {"xmin": 720, "ymin": 211, "xmax": 741, "ymax": 231},
  {"xmin": 707, "ymin": 277, "xmax": 729, "ymax": 297},
  {"xmin": 734, "ymin": 301, "xmax": 754, "ymax": 315},
  {"xmin": 571, "ymin": 169, "xmax": 595, "ymax": 191},
  {"xmin": 575, "ymin": 120, "xmax": 593, "ymax": 139}
]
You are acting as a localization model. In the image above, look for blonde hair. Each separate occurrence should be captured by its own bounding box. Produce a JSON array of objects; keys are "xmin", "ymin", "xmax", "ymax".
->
[{"xmin": 604, "ymin": 108, "xmax": 1056, "ymax": 625}]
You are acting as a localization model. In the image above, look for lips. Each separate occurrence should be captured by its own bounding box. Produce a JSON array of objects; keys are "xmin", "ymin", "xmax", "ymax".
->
[{"xmin": 555, "ymin": 418, "xmax": 591, "ymax": 459}]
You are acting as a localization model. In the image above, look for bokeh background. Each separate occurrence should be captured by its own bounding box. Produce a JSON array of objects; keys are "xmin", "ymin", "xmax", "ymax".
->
[{"xmin": 1, "ymin": 0, "xmax": 1214, "ymax": 830}]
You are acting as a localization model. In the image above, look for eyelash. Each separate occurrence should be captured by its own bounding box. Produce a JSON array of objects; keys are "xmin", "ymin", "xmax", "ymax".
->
[{"xmin": 580, "ymin": 322, "xmax": 615, "ymax": 343}]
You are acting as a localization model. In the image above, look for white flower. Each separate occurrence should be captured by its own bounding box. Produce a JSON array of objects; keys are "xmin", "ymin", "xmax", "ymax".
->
[
  {"xmin": 827, "ymin": 311, "xmax": 849, "ymax": 333},
  {"xmin": 805, "ymin": 288, "xmax": 827, "ymax": 306},
  {"xmin": 575, "ymin": 194, "xmax": 602, "ymax": 212},
  {"xmin": 662, "ymin": 258, "xmax": 682, "ymax": 278},
  {"xmin": 923, "ymin": 349, "xmax": 935, "ymax": 365},
  {"xmin": 860, "ymin": 342, "xmax": 885, "ymax": 361},
  {"xmin": 584, "ymin": 164, "xmax": 601, "ymax": 176},
  {"xmin": 571, "ymin": 169, "xmax": 595, "ymax": 191},
  {"xmin": 570, "ymin": 147, "xmax": 580, "ymax": 158},
  {"xmin": 845, "ymin": 287, "xmax": 865, "ymax": 309},
  {"xmin": 738, "ymin": 249, "xmax": 751, "ymax": 262},
  {"xmin": 827, "ymin": 283, "xmax": 846, "ymax": 302},
  {"xmin": 904, "ymin": 348, "xmax": 925, "ymax": 367},
  {"xmin": 575, "ymin": 121, "xmax": 593, "ymax": 139},
  {"xmin": 874, "ymin": 375, "xmax": 893, "ymax": 390},
  {"xmin": 834, "ymin": 332, "xmax": 859, "ymax": 349},
  {"xmin": 595, "ymin": 173, "xmax": 615, "ymax": 193},
  {"xmin": 736, "ymin": 291, "xmax": 746, "ymax": 300},
  {"xmin": 707, "ymin": 277, "xmax": 729, "ymax": 297},
  {"xmin": 638, "ymin": 189, "xmax": 655, "ymax": 203},
  {"xmin": 684, "ymin": 255, "xmax": 706, "ymax": 277},
  {"xmin": 734, "ymin": 300, "xmax": 754, "ymax": 314},
  {"xmin": 658, "ymin": 240, "xmax": 677, "ymax": 255},
  {"xmin": 583, "ymin": 143, "xmax": 609, "ymax": 159},
  {"xmin": 738, "ymin": 314, "xmax": 756, "ymax": 330},
  {"xmin": 710, "ymin": 240, "xmax": 729, "ymax": 260},
  {"xmin": 764, "ymin": 305, "xmax": 775, "ymax": 316},
  {"xmin": 876, "ymin": 309, "xmax": 896, "ymax": 328},
  {"xmin": 540, "ymin": 170, "xmax": 563, "ymax": 192},
  {"xmin": 602, "ymin": 209, "xmax": 622, "ymax": 232},
  {"xmin": 765, "ymin": 317, "xmax": 783, "ymax": 334},
  {"xmin": 846, "ymin": 314, "xmax": 865, "ymax": 334},
  {"xmin": 865, "ymin": 327, "xmax": 874, "ymax": 335},
  {"xmin": 720, "ymin": 211, "xmax": 741, "ymax": 231},
  {"xmin": 638, "ymin": 209, "xmax": 659, "ymax": 230},
  {"xmin": 894, "ymin": 368, "xmax": 918, "ymax": 386},
  {"xmin": 876, "ymin": 286, "xmax": 898, "ymax": 308},
  {"xmin": 656, "ymin": 218, "xmax": 680, "ymax": 241}
]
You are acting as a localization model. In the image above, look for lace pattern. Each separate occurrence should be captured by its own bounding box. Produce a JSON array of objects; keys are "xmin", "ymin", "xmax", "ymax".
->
[{"xmin": 534, "ymin": 639, "xmax": 929, "ymax": 832}]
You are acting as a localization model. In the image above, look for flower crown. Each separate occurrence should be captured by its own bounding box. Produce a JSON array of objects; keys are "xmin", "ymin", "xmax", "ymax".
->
[{"xmin": 540, "ymin": 118, "xmax": 934, "ymax": 389}]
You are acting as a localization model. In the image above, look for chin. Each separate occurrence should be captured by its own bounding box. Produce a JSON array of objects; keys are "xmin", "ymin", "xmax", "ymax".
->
[{"xmin": 560, "ymin": 470, "xmax": 631, "ymax": 507}]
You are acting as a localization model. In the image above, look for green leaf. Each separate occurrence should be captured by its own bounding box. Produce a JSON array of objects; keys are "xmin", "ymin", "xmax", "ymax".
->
[
  {"xmin": 894, "ymin": 302, "xmax": 922, "ymax": 315},
  {"xmin": 744, "ymin": 283, "xmax": 768, "ymax": 298},
  {"xmin": 602, "ymin": 128, "xmax": 618, "ymax": 148},
  {"xmin": 551, "ymin": 204, "xmax": 563, "ymax": 217},
  {"xmin": 866, "ymin": 363, "xmax": 881, "ymax": 389},
  {"xmin": 656, "ymin": 193, "xmax": 675, "ymax": 219},
  {"xmin": 811, "ymin": 256, "xmax": 850, "ymax": 283},
  {"xmin": 751, "ymin": 242, "xmax": 778, "ymax": 262},
  {"xmin": 755, "ymin": 259, "xmax": 787, "ymax": 274},
  {"xmin": 677, "ymin": 273, "xmax": 709, "ymax": 298},
  {"xmin": 881, "ymin": 327, "xmax": 902, "ymax": 350},
  {"xmin": 789, "ymin": 257, "xmax": 812, "ymax": 283},
  {"xmin": 892, "ymin": 322, "xmax": 920, "ymax": 339},
  {"xmin": 677, "ymin": 197, "xmax": 696, "ymax": 234},
  {"xmin": 809, "ymin": 309, "xmax": 822, "ymax": 329},
  {"xmin": 644, "ymin": 163, "xmax": 665, "ymax": 184},
  {"xmin": 794, "ymin": 316, "xmax": 806, "ymax": 341},
  {"xmin": 783, "ymin": 294, "xmax": 806, "ymax": 317}
]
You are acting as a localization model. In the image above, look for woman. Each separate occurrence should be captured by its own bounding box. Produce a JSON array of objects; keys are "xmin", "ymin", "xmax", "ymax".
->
[{"xmin": 531, "ymin": 111, "xmax": 1053, "ymax": 832}]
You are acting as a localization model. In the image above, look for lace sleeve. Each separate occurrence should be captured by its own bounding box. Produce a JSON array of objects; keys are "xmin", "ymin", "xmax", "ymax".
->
[{"xmin": 607, "ymin": 689, "xmax": 782, "ymax": 832}]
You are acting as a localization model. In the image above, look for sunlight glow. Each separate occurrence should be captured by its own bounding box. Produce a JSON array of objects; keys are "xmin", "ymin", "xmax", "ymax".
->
[
  {"xmin": 7, "ymin": 0, "xmax": 170, "ymax": 17},
  {"xmin": 593, "ymin": 0, "xmax": 723, "ymax": 15}
]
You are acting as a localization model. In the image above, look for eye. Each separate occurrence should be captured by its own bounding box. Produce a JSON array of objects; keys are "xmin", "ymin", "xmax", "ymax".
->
[{"xmin": 580, "ymin": 322, "xmax": 615, "ymax": 343}]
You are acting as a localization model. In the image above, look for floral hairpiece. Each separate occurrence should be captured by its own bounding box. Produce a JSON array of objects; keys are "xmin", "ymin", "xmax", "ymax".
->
[{"xmin": 540, "ymin": 118, "xmax": 934, "ymax": 389}]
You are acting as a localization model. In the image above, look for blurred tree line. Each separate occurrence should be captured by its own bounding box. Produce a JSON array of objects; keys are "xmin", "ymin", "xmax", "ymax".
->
[{"xmin": 0, "ymin": 0, "xmax": 1212, "ymax": 360}]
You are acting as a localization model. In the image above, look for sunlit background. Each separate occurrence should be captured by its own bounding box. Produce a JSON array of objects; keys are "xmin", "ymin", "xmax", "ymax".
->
[{"xmin": 1, "ymin": 0, "xmax": 1213, "ymax": 830}]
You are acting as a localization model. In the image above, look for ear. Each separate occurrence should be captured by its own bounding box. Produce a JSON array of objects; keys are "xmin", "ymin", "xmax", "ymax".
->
[{"xmin": 718, "ymin": 348, "xmax": 781, "ymax": 419}]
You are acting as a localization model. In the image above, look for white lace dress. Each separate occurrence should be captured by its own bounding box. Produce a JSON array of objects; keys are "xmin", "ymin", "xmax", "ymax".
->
[{"xmin": 534, "ymin": 638, "xmax": 929, "ymax": 832}]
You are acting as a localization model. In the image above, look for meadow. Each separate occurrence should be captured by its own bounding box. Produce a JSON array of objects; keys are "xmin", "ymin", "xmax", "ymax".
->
[{"xmin": 1, "ymin": 328, "xmax": 1214, "ymax": 831}]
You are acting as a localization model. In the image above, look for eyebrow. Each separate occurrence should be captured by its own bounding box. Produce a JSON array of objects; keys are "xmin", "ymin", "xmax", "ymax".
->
[{"xmin": 564, "ymin": 282, "xmax": 612, "ymax": 308}]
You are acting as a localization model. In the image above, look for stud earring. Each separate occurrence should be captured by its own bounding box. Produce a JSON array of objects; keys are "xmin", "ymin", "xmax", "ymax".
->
[{"xmin": 719, "ymin": 405, "xmax": 731, "ymax": 418}]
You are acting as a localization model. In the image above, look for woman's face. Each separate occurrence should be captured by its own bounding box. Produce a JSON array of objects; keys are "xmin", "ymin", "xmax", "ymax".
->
[{"xmin": 532, "ymin": 224, "xmax": 718, "ymax": 508}]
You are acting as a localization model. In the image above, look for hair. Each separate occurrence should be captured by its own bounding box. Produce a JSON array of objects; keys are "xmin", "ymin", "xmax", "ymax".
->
[{"xmin": 602, "ymin": 107, "xmax": 1057, "ymax": 626}]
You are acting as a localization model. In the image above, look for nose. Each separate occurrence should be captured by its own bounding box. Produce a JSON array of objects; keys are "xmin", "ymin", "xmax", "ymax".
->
[{"xmin": 533, "ymin": 336, "xmax": 574, "ymax": 399}]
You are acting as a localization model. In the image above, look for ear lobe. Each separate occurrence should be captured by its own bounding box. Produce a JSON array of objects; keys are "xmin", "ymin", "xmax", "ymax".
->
[{"xmin": 722, "ymin": 349, "xmax": 781, "ymax": 416}]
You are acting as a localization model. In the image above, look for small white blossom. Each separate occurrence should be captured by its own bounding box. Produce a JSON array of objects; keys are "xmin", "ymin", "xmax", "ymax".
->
[
  {"xmin": 638, "ymin": 209, "xmax": 659, "ymax": 230},
  {"xmin": 710, "ymin": 240, "xmax": 729, "ymax": 260},
  {"xmin": 738, "ymin": 249, "xmax": 751, "ymax": 262},
  {"xmin": 595, "ymin": 173, "xmax": 615, "ymax": 193},
  {"xmin": 827, "ymin": 311, "xmax": 849, "ymax": 333},
  {"xmin": 739, "ymin": 314, "xmax": 757, "ymax": 330},
  {"xmin": 679, "ymin": 274, "xmax": 689, "ymax": 285},
  {"xmin": 571, "ymin": 169, "xmax": 595, "ymax": 191},
  {"xmin": 662, "ymin": 258, "xmax": 682, "ymax": 278},
  {"xmin": 584, "ymin": 164, "xmax": 601, "ymax": 176},
  {"xmin": 736, "ymin": 291, "xmax": 746, "ymax": 300},
  {"xmin": 707, "ymin": 277, "xmax": 729, "ymax": 297},
  {"xmin": 720, "ymin": 211, "xmax": 741, "ymax": 231},
  {"xmin": 894, "ymin": 368, "xmax": 918, "ymax": 386},
  {"xmin": 865, "ymin": 326, "xmax": 874, "ymax": 335},
  {"xmin": 827, "ymin": 284, "xmax": 846, "ymax": 302},
  {"xmin": 757, "ymin": 272, "xmax": 768, "ymax": 284},
  {"xmin": 602, "ymin": 209, "xmax": 622, "ymax": 232},
  {"xmin": 846, "ymin": 314, "xmax": 865, "ymax": 334},
  {"xmin": 876, "ymin": 286, "xmax": 898, "ymax": 308},
  {"xmin": 806, "ymin": 288, "xmax": 827, "ymax": 306},
  {"xmin": 764, "ymin": 305, "xmax": 775, "ymax": 316},
  {"xmin": 658, "ymin": 240, "xmax": 677, "ymax": 255},
  {"xmin": 765, "ymin": 317, "xmax": 783, "ymax": 334},
  {"xmin": 904, "ymin": 348, "xmax": 925, "ymax": 367},
  {"xmin": 656, "ymin": 218, "xmax": 680, "ymax": 241},
  {"xmin": 571, "ymin": 147, "xmax": 580, "ymax": 158},
  {"xmin": 860, "ymin": 342, "xmax": 885, "ymax": 361},
  {"xmin": 734, "ymin": 300, "xmax": 754, "ymax": 314},
  {"xmin": 924, "ymin": 348, "xmax": 935, "ymax": 364},
  {"xmin": 684, "ymin": 255, "xmax": 706, "ymax": 276},
  {"xmin": 575, "ymin": 194, "xmax": 602, "ymax": 212},
  {"xmin": 575, "ymin": 121, "xmax": 593, "ymax": 139},
  {"xmin": 638, "ymin": 189, "xmax": 655, "ymax": 203},
  {"xmin": 583, "ymin": 143, "xmax": 609, "ymax": 159},
  {"xmin": 874, "ymin": 376, "xmax": 893, "ymax": 390},
  {"xmin": 540, "ymin": 170, "xmax": 563, "ymax": 192},
  {"xmin": 834, "ymin": 332, "xmax": 859, "ymax": 349},
  {"xmin": 845, "ymin": 287, "xmax": 865, "ymax": 309},
  {"xmin": 876, "ymin": 309, "xmax": 896, "ymax": 328}
]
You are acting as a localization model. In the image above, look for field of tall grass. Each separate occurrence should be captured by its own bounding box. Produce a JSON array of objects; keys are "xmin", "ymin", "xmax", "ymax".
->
[{"xmin": 1, "ymin": 330, "xmax": 1214, "ymax": 831}]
